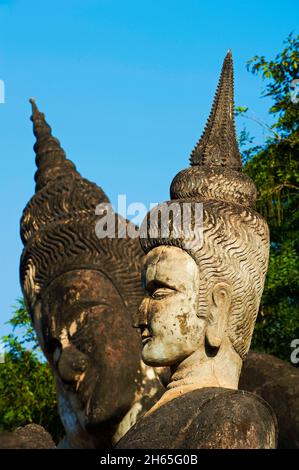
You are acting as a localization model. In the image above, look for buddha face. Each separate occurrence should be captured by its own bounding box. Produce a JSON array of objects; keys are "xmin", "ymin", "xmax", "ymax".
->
[
  {"xmin": 137, "ymin": 246, "xmax": 206, "ymax": 367},
  {"xmin": 33, "ymin": 269, "xmax": 141, "ymax": 444}
]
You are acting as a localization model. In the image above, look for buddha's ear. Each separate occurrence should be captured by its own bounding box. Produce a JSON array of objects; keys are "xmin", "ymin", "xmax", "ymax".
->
[{"xmin": 205, "ymin": 282, "xmax": 231, "ymax": 349}]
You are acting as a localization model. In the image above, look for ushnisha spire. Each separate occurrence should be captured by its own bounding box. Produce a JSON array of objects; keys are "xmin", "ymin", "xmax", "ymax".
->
[
  {"xmin": 190, "ymin": 50, "xmax": 242, "ymax": 170},
  {"xmin": 21, "ymin": 102, "xmax": 143, "ymax": 320},
  {"xmin": 170, "ymin": 51, "xmax": 256, "ymax": 208},
  {"xmin": 21, "ymin": 98, "xmax": 109, "ymax": 246},
  {"xmin": 29, "ymin": 98, "xmax": 79, "ymax": 191}
]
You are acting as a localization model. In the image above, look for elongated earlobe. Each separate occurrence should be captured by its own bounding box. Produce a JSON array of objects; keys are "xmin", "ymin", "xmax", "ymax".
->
[{"xmin": 205, "ymin": 282, "xmax": 231, "ymax": 349}]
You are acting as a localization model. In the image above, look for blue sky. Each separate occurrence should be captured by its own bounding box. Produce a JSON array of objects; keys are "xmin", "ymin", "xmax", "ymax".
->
[{"xmin": 0, "ymin": 0, "xmax": 297, "ymax": 336}]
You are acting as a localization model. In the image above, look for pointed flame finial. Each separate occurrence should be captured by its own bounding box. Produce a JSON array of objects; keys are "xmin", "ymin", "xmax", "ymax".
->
[
  {"xmin": 29, "ymin": 99, "xmax": 79, "ymax": 191},
  {"xmin": 190, "ymin": 50, "xmax": 242, "ymax": 170}
]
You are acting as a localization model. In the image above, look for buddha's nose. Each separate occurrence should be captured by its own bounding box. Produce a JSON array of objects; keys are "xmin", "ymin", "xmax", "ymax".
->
[
  {"xmin": 134, "ymin": 297, "xmax": 150, "ymax": 330},
  {"xmin": 140, "ymin": 326, "xmax": 151, "ymax": 342},
  {"xmin": 57, "ymin": 344, "xmax": 88, "ymax": 385}
]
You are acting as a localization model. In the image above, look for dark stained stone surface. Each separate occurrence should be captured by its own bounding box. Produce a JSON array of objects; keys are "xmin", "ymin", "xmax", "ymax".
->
[
  {"xmin": 117, "ymin": 387, "xmax": 277, "ymax": 449},
  {"xmin": 240, "ymin": 351, "xmax": 299, "ymax": 449}
]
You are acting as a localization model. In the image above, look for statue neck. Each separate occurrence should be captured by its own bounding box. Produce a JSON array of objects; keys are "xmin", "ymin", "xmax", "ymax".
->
[{"xmin": 146, "ymin": 339, "xmax": 242, "ymax": 415}]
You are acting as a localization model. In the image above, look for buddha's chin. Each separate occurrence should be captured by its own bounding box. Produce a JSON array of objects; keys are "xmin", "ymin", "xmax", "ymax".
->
[{"xmin": 142, "ymin": 339, "xmax": 179, "ymax": 367}]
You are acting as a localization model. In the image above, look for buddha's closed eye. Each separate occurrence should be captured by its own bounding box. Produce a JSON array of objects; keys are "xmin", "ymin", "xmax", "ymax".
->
[
  {"xmin": 64, "ymin": 301, "xmax": 111, "ymax": 322},
  {"xmin": 147, "ymin": 281, "xmax": 177, "ymax": 300}
]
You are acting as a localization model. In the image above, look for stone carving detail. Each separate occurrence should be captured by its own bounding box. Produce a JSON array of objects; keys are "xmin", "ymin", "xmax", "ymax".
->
[
  {"xmin": 190, "ymin": 50, "xmax": 242, "ymax": 169},
  {"xmin": 20, "ymin": 100, "xmax": 164, "ymax": 448},
  {"xmin": 117, "ymin": 52, "xmax": 277, "ymax": 449},
  {"xmin": 21, "ymin": 100, "xmax": 142, "ymax": 315}
]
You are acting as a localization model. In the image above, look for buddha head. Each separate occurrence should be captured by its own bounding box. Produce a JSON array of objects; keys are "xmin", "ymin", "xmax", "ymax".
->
[
  {"xmin": 137, "ymin": 52, "xmax": 270, "ymax": 389},
  {"xmin": 20, "ymin": 101, "xmax": 148, "ymax": 447}
]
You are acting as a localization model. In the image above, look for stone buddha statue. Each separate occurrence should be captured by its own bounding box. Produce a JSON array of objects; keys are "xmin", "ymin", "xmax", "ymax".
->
[
  {"xmin": 117, "ymin": 51, "xmax": 278, "ymax": 449},
  {"xmin": 20, "ymin": 100, "xmax": 164, "ymax": 448}
]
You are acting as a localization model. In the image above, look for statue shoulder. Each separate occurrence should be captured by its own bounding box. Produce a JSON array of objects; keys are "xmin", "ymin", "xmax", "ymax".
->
[
  {"xmin": 117, "ymin": 388, "xmax": 277, "ymax": 449},
  {"xmin": 193, "ymin": 389, "xmax": 277, "ymax": 449}
]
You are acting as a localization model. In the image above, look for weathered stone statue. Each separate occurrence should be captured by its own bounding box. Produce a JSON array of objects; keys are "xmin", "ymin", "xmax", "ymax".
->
[
  {"xmin": 117, "ymin": 51, "xmax": 278, "ymax": 449},
  {"xmin": 20, "ymin": 100, "xmax": 164, "ymax": 448}
]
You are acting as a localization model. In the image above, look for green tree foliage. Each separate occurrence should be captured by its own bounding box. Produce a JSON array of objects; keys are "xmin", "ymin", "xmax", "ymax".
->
[
  {"xmin": 0, "ymin": 299, "xmax": 64, "ymax": 442},
  {"xmin": 238, "ymin": 33, "xmax": 299, "ymax": 361}
]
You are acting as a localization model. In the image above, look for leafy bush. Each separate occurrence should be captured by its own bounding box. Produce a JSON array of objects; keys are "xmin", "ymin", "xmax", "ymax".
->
[{"xmin": 0, "ymin": 299, "xmax": 64, "ymax": 442}]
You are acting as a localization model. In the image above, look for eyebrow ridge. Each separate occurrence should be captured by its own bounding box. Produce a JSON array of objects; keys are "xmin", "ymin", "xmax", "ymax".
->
[{"xmin": 146, "ymin": 279, "xmax": 177, "ymax": 292}]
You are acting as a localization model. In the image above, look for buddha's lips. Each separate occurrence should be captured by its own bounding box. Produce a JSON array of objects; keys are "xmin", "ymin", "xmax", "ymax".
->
[{"xmin": 142, "ymin": 336, "xmax": 152, "ymax": 345}]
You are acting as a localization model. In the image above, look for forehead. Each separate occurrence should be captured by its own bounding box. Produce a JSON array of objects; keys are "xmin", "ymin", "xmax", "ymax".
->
[
  {"xmin": 38, "ymin": 269, "xmax": 126, "ymax": 337},
  {"xmin": 45, "ymin": 269, "xmax": 116, "ymax": 296},
  {"xmin": 143, "ymin": 246, "xmax": 198, "ymax": 288},
  {"xmin": 41, "ymin": 269, "xmax": 123, "ymax": 317}
]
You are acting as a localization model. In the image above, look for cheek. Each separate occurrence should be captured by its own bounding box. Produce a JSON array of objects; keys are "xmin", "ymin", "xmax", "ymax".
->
[{"xmin": 150, "ymin": 295, "xmax": 197, "ymax": 340}]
